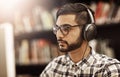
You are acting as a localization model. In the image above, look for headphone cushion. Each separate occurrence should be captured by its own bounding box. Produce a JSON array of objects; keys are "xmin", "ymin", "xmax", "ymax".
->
[{"xmin": 83, "ymin": 24, "xmax": 97, "ymax": 41}]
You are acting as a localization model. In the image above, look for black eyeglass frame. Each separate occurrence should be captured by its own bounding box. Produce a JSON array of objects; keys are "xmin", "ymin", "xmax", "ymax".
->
[{"xmin": 53, "ymin": 24, "xmax": 81, "ymax": 36}]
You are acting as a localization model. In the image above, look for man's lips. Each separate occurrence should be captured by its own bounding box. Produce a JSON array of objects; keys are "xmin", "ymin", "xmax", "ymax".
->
[
  {"xmin": 57, "ymin": 41, "xmax": 65, "ymax": 48},
  {"xmin": 58, "ymin": 40, "xmax": 64, "ymax": 43},
  {"xmin": 57, "ymin": 40, "xmax": 66, "ymax": 45}
]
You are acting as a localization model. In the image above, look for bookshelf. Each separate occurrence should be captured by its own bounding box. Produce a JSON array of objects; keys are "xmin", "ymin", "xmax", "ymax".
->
[
  {"xmin": 14, "ymin": 0, "xmax": 120, "ymax": 77},
  {"xmin": 15, "ymin": 30, "xmax": 57, "ymax": 44},
  {"xmin": 96, "ymin": 23, "xmax": 120, "ymax": 59},
  {"xmin": 96, "ymin": 23, "xmax": 120, "ymax": 40}
]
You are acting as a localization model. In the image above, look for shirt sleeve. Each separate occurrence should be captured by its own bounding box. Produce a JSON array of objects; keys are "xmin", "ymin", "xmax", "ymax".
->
[{"xmin": 104, "ymin": 63, "xmax": 120, "ymax": 77}]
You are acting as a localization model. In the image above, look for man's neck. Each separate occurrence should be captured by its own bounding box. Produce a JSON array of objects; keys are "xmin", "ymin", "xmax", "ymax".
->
[{"xmin": 68, "ymin": 42, "xmax": 90, "ymax": 63}]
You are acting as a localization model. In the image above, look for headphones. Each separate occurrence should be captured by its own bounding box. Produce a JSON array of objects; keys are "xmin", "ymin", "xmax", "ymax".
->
[{"xmin": 80, "ymin": 3, "xmax": 97, "ymax": 41}]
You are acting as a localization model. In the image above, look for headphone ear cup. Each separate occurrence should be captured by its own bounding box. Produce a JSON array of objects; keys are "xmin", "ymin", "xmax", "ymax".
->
[{"xmin": 83, "ymin": 24, "xmax": 97, "ymax": 41}]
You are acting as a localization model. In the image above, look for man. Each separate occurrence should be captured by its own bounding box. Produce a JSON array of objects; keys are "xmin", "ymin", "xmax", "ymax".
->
[{"xmin": 40, "ymin": 3, "xmax": 120, "ymax": 77}]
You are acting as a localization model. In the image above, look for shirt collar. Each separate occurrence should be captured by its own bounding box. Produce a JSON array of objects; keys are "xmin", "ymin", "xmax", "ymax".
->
[{"xmin": 65, "ymin": 49, "xmax": 96, "ymax": 70}]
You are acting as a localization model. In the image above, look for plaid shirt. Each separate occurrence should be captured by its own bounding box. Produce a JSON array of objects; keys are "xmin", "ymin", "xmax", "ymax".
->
[{"xmin": 40, "ymin": 49, "xmax": 120, "ymax": 77}]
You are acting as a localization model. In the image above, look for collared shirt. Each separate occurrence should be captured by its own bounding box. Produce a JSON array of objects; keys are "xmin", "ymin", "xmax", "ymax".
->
[{"xmin": 40, "ymin": 49, "xmax": 120, "ymax": 77}]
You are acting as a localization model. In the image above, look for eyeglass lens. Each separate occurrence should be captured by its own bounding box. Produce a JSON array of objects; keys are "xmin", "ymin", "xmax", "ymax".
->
[
  {"xmin": 53, "ymin": 24, "xmax": 80, "ymax": 35},
  {"xmin": 53, "ymin": 24, "xmax": 72, "ymax": 35}
]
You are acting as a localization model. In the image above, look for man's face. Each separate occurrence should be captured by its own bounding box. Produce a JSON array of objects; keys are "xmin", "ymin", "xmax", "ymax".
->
[{"xmin": 55, "ymin": 14, "xmax": 83, "ymax": 52}]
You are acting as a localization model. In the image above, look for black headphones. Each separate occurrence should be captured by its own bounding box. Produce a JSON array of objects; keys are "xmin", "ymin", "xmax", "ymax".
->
[{"xmin": 80, "ymin": 3, "xmax": 97, "ymax": 41}]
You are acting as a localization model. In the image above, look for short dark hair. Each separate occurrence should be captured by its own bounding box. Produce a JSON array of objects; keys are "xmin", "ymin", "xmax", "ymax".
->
[{"xmin": 56, "ymin": 3, "xmax": 94, "ymax": 26}]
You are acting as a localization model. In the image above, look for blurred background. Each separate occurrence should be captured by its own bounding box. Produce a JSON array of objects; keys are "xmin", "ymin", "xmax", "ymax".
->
[{"xmin": 0, "ymin": 0, "xmax": 120, "ymax": 77}]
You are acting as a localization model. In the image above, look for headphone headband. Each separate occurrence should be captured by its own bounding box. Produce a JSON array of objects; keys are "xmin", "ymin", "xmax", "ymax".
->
[{"xmin": 79, "ymin": 3, "xmax": 95, "ymax": 24}]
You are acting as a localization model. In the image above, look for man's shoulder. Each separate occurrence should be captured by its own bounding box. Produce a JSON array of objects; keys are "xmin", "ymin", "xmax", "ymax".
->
[
  {"xmin": 102, "ymin": 55, "xmax": 120, "ymax": 67},
  {"xmin": 97, "ymin": 54, "xmax": 120, "ymax": 76},
  {"xmin": 94, "ymin": 53, "xmax": 120, "ymax": 67}
]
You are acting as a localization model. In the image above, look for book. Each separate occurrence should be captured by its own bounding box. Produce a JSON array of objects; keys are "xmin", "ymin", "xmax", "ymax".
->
[
  {"xmin": 30, "ymin": 39, "xmax": 39, "ymax": 64},
  {"xmin": 18, "ymin": 40, "xmax": 30, "ymax": 64},
  {"xmin": 114, "ymin": 6, "xmax": 120, "ymax": 23}
]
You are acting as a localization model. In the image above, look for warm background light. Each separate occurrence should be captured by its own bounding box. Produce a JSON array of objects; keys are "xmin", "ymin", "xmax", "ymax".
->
[
  {"xmin": 0, "ymin": 0, "xmax": 35, "ymax": 23},
  {"xmin": 0, "ymin": 0, "xmax": 19, "ymax": 10}
]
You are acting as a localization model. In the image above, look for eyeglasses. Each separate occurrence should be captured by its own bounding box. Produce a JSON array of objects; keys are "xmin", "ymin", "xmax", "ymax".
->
[{"xmin": 53, "ymin": 24, "xmax": 80, "ymax": 35}]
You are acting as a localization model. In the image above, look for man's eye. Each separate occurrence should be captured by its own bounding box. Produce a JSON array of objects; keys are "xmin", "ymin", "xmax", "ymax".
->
[{"xmin": 62, "ymin": 26, "xmax": 70, "ymax": 31}]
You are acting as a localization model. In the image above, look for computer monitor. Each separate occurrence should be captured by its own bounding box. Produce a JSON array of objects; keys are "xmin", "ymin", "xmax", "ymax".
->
[{"xmin": 0, "ymin": 23, "xmax": 16, "ymax": 77}]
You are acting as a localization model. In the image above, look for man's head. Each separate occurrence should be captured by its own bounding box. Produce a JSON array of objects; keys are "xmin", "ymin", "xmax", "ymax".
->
[{"xmin": 53, "ymin": 3, "xmax": 96, "ymax": 52}]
